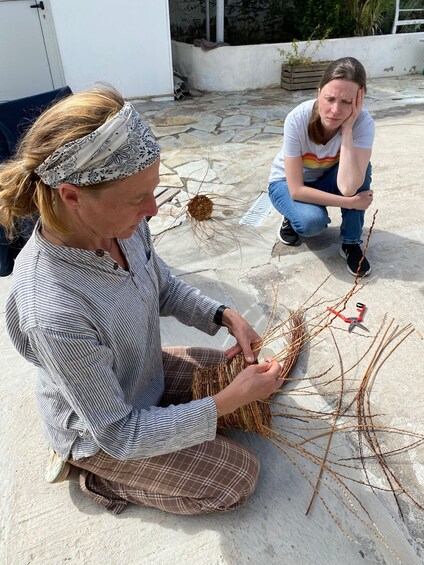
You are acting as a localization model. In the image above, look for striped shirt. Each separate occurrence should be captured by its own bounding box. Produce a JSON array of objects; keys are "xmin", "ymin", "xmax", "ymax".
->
[{"xmin": 5, "ymin": 220, "xmax": 221, "ymax": 461}]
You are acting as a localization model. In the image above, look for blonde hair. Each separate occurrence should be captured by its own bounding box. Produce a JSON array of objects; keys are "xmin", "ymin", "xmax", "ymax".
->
[
  {"xmin": 0, "ymin": 85, "xmax": 124, "ymax": 237},
  {"xmin": 308, "ymin": 57, "xmax": 367, "ymax": 145}
]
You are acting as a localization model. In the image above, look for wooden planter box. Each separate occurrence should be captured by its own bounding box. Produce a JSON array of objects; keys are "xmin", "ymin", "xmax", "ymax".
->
[{"xmin": 281, "ymin": 62, "xmax": 330, "ymax": 91}]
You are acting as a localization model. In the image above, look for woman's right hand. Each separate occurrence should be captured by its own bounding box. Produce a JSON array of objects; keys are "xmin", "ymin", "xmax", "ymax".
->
[
  {"xmin": 212, "ymin": 359, "xmax": 283, "ymax": 417},
  {"xmin": 346, "ymin": 189, "xmax": 373, "ymax": 210}
]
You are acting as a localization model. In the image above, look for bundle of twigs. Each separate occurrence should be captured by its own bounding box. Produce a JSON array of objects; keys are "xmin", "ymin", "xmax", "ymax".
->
[
  {"xmin": 190, "ymin": 210, "xmax": 424, "ymax": 557},
  {"xmin": 266, "ymin": 315, "xmax": 424, "ymax": 559},
  {"xmin": 191, "ymin": 280, "xmax": 424, "ymax": 557}
]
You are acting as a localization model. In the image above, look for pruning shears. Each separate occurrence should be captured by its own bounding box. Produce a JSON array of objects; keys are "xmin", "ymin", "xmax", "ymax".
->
[{"xmin": 327, "ymin": 302, "xmax": 369, "ymax": 333}]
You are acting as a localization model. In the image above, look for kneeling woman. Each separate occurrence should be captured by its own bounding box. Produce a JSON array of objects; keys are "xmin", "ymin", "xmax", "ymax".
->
[
  {"xmin": 268, "ymin": 57, "xmax": 375, "ymax": 276},
  {"xmin": 0, "ymin": 86, "xmax": 282, "ymax": 515}
]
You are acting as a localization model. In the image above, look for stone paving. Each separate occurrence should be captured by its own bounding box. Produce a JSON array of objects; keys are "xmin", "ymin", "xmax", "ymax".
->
[
  {"xmin": 135, "ymin": 74, "xmax": 424, "ymax": 149},
  {"xmin": 133, "ymin": 75, "xmax": 424, "ymax": 236}
]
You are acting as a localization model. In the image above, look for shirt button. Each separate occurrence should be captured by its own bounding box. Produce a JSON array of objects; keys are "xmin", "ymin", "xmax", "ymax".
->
[{"xmin": 95, "ymin": 249, "xmax": 105, "ymax": 257}]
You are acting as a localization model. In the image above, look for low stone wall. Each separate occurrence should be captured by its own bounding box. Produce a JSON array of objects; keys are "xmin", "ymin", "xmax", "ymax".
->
[{"xmin": 172, "ymin": 32, "xmax": 424, "ymax": 92}]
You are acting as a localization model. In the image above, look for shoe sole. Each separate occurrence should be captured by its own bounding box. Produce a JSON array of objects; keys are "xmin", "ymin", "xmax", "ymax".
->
[
  {"xmin": 278, "ymin": 229, "xmax": 299, "ymax": 246},
  {"xmin": 339, "ymin": 248, "xmax": 371, "ymax": 277},
  {"xmin": 45, "ymin": 449, "xmax": 71, "ymax": 483},
  {"xmin": 278, "ymin": 234, "xmax": 299, "ymax": 245}
]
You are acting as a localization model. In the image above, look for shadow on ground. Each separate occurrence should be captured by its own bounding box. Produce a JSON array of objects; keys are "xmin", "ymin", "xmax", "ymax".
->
[{"xmin": 271, "ymin": 226, "xmax": 424, "ymax": 283}]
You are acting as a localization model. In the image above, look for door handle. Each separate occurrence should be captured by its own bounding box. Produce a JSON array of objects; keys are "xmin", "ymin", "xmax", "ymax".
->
[{"xmin": 30, "ymin": 1, "xmax": 45, "ymax": 9}]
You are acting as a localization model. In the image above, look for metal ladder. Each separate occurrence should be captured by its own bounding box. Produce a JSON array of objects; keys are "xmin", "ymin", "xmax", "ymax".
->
[{"xmin": 392, "ymin": 0, "xmax": 424, "ymax": 33}]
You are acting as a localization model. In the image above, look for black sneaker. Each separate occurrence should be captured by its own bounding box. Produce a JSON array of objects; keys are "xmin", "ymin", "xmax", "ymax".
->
[
  {"xmin": 278, "ymin": 217, "xmax": 299, "ymax": 246},
  {"xmin": 340, "ymin": 243, "xmax": 371, "ymax": 277}
]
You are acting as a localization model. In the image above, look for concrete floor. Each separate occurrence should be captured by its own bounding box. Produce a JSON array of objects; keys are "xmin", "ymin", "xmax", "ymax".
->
[{"xmin": 1, "ymin": 76, "xmax": 424, "ymax": 564}]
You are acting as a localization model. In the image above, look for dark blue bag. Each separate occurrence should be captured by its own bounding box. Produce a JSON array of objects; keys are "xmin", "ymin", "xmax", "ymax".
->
[{"xmin": 0, "ymin": 86, "xmax": 72, "ymax": 276}]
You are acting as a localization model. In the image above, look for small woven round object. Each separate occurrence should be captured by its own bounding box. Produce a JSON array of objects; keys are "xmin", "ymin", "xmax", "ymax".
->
[{"xmin": 187, "ymin": 194, "xmax": 214, "ymax": 221}]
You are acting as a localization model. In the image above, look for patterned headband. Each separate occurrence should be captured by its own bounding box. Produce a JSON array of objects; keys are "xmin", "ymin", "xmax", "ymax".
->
[{"xmin": 35, "ymin": 102, "xmax": 160, "ymax": 188}]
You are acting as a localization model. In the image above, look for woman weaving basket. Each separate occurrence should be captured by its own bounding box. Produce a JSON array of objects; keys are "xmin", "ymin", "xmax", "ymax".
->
[{"xmin": 0, "ymin": 86, "xmax": 282, "ymax": 515}]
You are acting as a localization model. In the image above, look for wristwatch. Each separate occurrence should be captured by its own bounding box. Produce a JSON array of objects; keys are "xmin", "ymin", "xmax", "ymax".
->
[{"xmin": 214, "ymin": 304, "xmax": 229, "ymax": 326}]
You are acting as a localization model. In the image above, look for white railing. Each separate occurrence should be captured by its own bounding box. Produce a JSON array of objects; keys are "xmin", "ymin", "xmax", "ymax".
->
[{"xmin": 392, "ymin": 0, "xmax": 424, "ymax": 33}]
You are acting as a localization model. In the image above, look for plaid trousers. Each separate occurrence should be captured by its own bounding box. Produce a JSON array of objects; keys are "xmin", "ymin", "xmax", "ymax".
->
[{"xmin": 70, "ymin": 346, "xmax": 260, "ymax": 515}]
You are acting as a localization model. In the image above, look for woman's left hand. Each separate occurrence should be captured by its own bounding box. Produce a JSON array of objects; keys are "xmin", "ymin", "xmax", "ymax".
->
[
  {"xmin": 221, "ymin": 308, "xmax": 262, "ymax": 364},
  {"xmin": 342, "ymin": 86, "xmax": 364, "ymax": 131}
]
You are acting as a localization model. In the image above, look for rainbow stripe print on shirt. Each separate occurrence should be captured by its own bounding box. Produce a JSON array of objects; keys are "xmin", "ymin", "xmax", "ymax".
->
[{"xmin": 302, "ymin": 151, "xmax": 340, "ymax": 170}]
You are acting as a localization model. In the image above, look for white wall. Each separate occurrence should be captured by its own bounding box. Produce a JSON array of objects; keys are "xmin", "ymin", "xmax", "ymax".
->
[
  {"xmin": 49, "ymin": 0, "xmax": 173, "ymax": 98},
  {"xmin": 173, "ymin": 32, "xmax": 424, "ymax": 92}
]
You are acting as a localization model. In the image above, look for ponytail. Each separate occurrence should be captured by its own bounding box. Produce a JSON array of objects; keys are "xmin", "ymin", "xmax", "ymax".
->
[
  {"xmin": 0, "ymin": 84, "xmax": 124, "ymax": 238},
  {"xmin": 0, "ymin": 159, "xmax": 44, "ymax": 238}
]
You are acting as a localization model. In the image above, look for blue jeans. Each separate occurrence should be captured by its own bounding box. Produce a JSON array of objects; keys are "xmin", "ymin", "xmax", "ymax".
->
[{"xmin": 268, "ymin": 163, "xmax": 372, "ymax": 244}]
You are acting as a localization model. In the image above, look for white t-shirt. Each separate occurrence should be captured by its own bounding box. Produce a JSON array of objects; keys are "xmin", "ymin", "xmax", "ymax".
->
[{"xmin": 269, "ymin": 99, "xmax": 375, "ymax": 183}]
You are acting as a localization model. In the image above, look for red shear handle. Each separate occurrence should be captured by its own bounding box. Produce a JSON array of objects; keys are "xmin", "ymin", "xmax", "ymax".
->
[
  {"xmin": 327, "ymin": 306, "xmax": 350, "ymax": 323},
  {"xmin": 355, "ymin": 302, "xmax": 366, "ymax": 323}
]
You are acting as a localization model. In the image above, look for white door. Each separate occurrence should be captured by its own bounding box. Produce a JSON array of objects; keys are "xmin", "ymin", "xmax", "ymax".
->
[{"xmin": 0, "ymin": 0, "xmax": 64, "ymax": 101}]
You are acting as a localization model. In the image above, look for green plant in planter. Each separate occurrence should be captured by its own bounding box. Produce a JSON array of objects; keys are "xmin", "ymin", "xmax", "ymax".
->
[
  {"xmin": 279, "ymin": 39, "xmax": 315, "ymax": 66},
  {"xmin": 278, "ymin": 27, "xmax": 331, "ymax": 91},
  {"xmin": 278, "ymin": 26, "xmax": 331, "ymax": 66}
]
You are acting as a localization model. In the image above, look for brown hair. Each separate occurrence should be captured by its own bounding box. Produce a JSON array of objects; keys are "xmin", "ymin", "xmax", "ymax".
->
[
  {"xmin": 308, "ymin": 57, "xmax": 367, "ymax": 145},
  {"xmin": 0, "ymin": 85, "xmax": 124, "ymax": 237}
]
